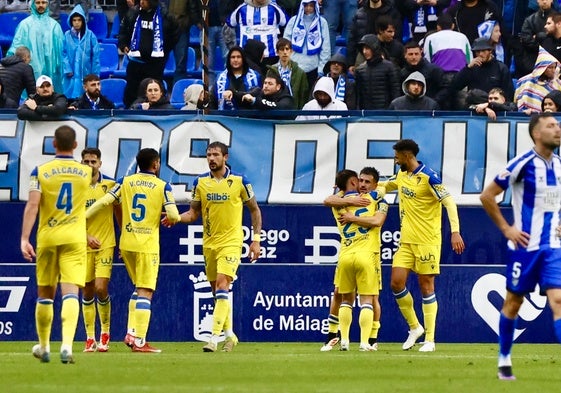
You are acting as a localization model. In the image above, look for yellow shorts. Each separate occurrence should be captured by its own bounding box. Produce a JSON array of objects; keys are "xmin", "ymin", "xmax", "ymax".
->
[
  {"xmin": 373, "ymin": 252, "xmax": 382, "ymax": 291},
  {"xmin": 120, "ymin": 250, "xmax": 159, "ymax": 290},
  {"xmin": 36, "ymin": 243, "xmax": 87, "ymax": 287},
  {"xmin": 393, "ymin": 243, "xmax": 441, "ymax": 275},
  {"xmin": 85, "ymin": 247, "xmax": 114, "ymax": 282},
  {"xmin": 337, "ymin": 251, "xmax": 378, "ymax": 295},
  {"xmin": 203, "ymin": 246, "xmax": 242, "ymax": 282},
  {"xmin": 333, "ymin": 265, "xmax": 340, "ymax": 287}
]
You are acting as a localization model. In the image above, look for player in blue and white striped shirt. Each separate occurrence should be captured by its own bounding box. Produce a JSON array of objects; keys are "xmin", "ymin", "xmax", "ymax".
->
[{"xmin": 481, "ymin": 113, "xmax": 561, "ymax": 381}]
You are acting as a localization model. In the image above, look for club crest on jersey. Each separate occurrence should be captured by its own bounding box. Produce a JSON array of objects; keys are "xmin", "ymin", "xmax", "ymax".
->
[{"xmin": 191, "ymin": 271, "xmax": 229, "ymax": 343}]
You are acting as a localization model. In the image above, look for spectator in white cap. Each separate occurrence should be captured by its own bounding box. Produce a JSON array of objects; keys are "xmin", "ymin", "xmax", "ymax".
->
[{"xmin": 17, "ymin": 75, "xmax": 68, "ymax": 121}]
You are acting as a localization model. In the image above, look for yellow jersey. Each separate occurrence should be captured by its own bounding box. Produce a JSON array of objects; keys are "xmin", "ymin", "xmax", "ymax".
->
[
  {"xmin": 382, "ymin": 162, "xmax": 451, "ymax": 245},
  {"xmin": 30, "ymin": 155, "xmax": 92, "ymax": 247},
  {"xmin": 332, "ymin": 191, "xmax": 388, "ymax": 256},
  {"xmin": 192, "ymin": 167, "xmax": 255, "ymax": 249},
  {"xmin": 85, "ymin": 173, "xmax": 116, "ymax": 251},
  {"xmin": 109, "ymin": 171, "xmax": 177, "ymax": 253}
]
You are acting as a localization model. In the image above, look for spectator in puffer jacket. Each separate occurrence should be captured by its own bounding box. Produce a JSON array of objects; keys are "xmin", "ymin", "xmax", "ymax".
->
[
  {"xmin": 354, "ymin": 34, "xmax": 400, "ymax": 110},
  {"xmin": 0, "ymin": 46, "xmax": 36, "ymax": 104},
  {"xmin": 0, "ymin": 77, "xmax": 18, "ymax": 109}
]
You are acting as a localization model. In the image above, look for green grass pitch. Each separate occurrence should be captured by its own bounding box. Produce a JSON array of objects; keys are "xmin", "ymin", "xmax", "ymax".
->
[{"xmin": 1, "ymin": 342, "xmax": 559, "ymax": 392}]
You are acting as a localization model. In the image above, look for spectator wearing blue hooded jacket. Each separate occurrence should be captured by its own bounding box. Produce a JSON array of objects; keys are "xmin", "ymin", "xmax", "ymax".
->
[{"xmin": 62, "ymin": 4, "xmax": 101, "ymax": 100}]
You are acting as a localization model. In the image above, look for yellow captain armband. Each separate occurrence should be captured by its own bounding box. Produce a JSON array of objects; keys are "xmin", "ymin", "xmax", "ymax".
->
[{"xmin": 252, "ymin": 234, "xmax": 261, "ymax": 242}]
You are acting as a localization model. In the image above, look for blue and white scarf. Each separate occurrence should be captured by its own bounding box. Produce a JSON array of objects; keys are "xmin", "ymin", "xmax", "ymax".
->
[
  {"xmin": 413, "ymin": 5, "xmax": 436, "ymax": 34},
  {"xmin": 129, "ymin": 5, "xmax": 164, "ymax": 58},
  {"xmin": 333, "ymin": 76, "xmax": 346, "ymax": 102},
  {"xmin": 86, "ymin": 94, "xmax": 100, "ymax": 110},
  {"xmin": 291, "ymin": 1, "xmax": 322, "ymax": 55},
  {"xmin": 278, "ymin": 64, "xmax": 293, "ymax": 96},
  {"xmin": 215, "ymin": 69, "xmax": 260, "ymax": 110},
  {"xmin": 477, "ymin": 20, "xmax": 504, "ymax": 62}
]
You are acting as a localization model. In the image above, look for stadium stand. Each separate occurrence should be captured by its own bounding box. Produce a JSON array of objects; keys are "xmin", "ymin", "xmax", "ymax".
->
[
  {"xmin": 186, "ymin": 47, "xmax": 202, "ymax": 78},
  {"xmin": 102, "ymin": 16, "xmax": 120, "ymax": 45},
  {"xmin": 189, "ymin": 25, "xmax": 201, "ymax": 47},
  {"xmin": 100, "ymin": 77, "xmax": 126, "ymax": 108},
  {"xmin": 59, "ymin": 12, "xmax": 70, "ymax": 32},
  {"xmin": 213, "ymin": 45, "xmax": 225, "ymax": 72},
  {"xmin": 0, "ymin": 12, "xmax": 28, "ymax": 50},
  {"xmin": 87, "ymin": 11, "xmax": 108, "ymax": 40},
  {"xmin": 163, "ymin": 51, "xmax": 176, "ymax": 79},
  {"xmin": 113, "ymin": 55, "xmax": 128, "ymax": 79},
  {"xmin": 99, "ymin": 43, "xmax": 119, "ymax": 78}
]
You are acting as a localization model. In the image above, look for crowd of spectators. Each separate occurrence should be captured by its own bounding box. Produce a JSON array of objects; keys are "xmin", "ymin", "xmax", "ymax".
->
[{"xmin": 2, "ymin": 0, "xmax": 561, "ymax": 116}]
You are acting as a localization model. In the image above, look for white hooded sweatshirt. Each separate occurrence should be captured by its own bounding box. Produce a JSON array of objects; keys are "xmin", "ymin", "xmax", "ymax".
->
[{"xmin": 296, "ymin": 76, "xmax": 348, "ymax": 120}]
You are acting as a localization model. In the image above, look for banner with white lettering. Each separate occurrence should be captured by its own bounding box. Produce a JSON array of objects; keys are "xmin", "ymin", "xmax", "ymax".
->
[
  {"xmin": 0, "ymin": 264, "xmax": 554, "ymax": 343},
  {"xmin": 0, "ymin": 113, "xmax": 533, "ymax": 204}
]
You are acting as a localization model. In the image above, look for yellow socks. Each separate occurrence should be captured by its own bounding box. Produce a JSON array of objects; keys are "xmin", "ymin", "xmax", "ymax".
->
[
  {"xmin": 82, "ymin": 298, "xmax": 96, "ymax": 338},
  {"xmin": 61, "ymin": 294, "xmax": 79, "ymax": 348},
  {"xmin": 422, "ymin": 294, "xmax": 438, "ymax": 342},
  {"xmin": 359, "ymin": 305, "xmax": 374, "ymax": 345},
  {"xmin": 134, "ymin": 296, "xmax": 151, "ymax": 341},
  {"xmin": 35, "ymin": 298, "xmax": 54, "ymax": 349},
  {"xmin": 338, "ymin": 303, "xmax": 353, "ymax": 343},
  {"xmin": 212, "ymin": 290, "xmax": 229, "ymax": 336},
  {"xmin": 393, "ymin": 288, "xmax": 420, "ymax": 329},
  {"xmin": 97, "ymin": 296, "xmax": 111, "ymax": 334}
]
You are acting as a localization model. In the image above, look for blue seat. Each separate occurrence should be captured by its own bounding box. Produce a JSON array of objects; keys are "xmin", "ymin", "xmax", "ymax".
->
[
  {"xmin": 189, "ymin": 25, "xmax": 201, "ymax": 47},
  {"xmin": 213, "ymin": 45, "xmax": 225, "ymax": 72},
  {"xmin": 164, "ymin": 51, "xmax": 176, "ymax": 78},
  {"xmin": 87, "ymin": 11, "xmax": 108, "ymax": 40},
  {"xmin": 59, "ymin": 12, "xmax": 70, "ymax": 32},
  {"xmin": 170, "ymin": 78, "xmax": 203, "ymax": 109},
  {"xmin": 100, "ymin": 78, "xmax": 126, "ymax": 108},
  {"xmin": 113, "ymin": 54, "xmax": 129, "ymax": 78},
  {"xmin": 102, "ymin": 16, "xmax": 120, "ymax": 44},
  {"xmin": 99, "ymin": 43, "xmax": 119, "ymax": 78},
  {"xmin": 186, "ymin": 47, "xmax": 202, "ymax": 78},
  {"xmin": 0, "ymin": 12, "xmax": 28, "ymax": 48},
  {"xmin": 335, "ymin": 46, "xmax": 347, "ymax": 57},
  {"xmin": 335, "ymin": 35, "xmax": 346, "ymax": 46}
]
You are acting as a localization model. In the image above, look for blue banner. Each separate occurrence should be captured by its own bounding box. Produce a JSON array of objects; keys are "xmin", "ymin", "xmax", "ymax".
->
[
  {"xmin": 0, "ymin": 111, "xmax": 538, "ymax": 205},
  {"xmin": 0, "ymin": 203, "xmax": 509, "ymax": 265}
]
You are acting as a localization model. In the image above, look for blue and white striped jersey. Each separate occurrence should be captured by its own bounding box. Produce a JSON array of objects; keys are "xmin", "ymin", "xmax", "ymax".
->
[
  {"xmin": 494, "ymin": 149, "xmax": 561, "ymax": 251},
  {"xmin": 228, "ymin": 2, "xmax": 287, "ymax": 58}
]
